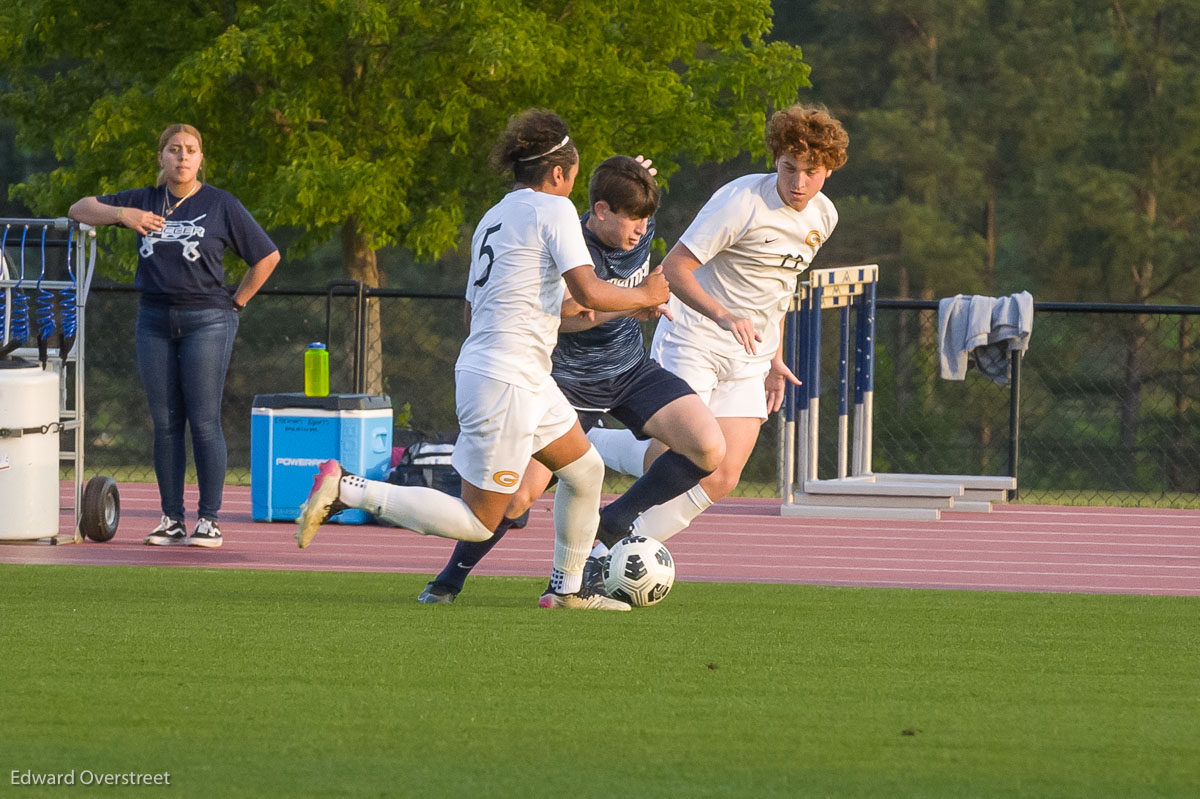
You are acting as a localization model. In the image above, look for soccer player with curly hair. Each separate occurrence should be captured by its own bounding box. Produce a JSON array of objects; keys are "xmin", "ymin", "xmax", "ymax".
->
[{"xmin": 589, "ymin": 104, "xmax": 849, "ymax": 544}]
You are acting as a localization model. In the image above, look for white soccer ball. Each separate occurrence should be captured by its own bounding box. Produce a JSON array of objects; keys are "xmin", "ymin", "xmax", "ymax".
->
[{"xmin": 603, "ymin": 535, "xmax": 675, "ymax": 607}]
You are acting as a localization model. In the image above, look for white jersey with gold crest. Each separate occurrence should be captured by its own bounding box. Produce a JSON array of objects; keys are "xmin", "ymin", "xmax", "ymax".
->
[
  {"xmin": 654, "ymin": 172, "xmax": 838, "ymax": 363},
  {"xmin": 457, "ymin": 188, "xmax": 593, "ymax": 391}
]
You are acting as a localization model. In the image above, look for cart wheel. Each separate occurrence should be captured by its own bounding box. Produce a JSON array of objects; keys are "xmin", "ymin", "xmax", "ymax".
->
[{"xmin": 81, "ymin": 476, "xmax": 120, "ymax": 542}]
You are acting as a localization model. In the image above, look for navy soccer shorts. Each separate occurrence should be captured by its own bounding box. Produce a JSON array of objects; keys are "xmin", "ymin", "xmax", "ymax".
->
[{"xmin": 555, "ymin": 352, "xmax": 695, "ymax": 438}]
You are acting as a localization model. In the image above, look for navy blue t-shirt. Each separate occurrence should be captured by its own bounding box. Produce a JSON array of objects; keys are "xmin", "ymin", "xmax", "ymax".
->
[
  {"xmin": 98, "ymin": 184, "xmax": 278, "ymax": 309},
  {"xmin": 551, "ymin": 214, "xmax": 655, "ymax": 383}
]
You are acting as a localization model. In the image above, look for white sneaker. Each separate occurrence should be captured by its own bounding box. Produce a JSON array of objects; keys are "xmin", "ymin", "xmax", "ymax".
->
[
  {"xmin": 144, "ymin": 516, "xmax": 186, "ymax": 546},
  {"xmin": 188, "ymin": 518, "xmax": 223, "ymax": 548}
]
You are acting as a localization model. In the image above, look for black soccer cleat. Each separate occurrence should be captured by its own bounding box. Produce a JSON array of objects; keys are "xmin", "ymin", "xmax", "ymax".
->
[
  {"xmin": 582, "ymin": 553, "xmax": 610, "ymax": 595},
  {"xmin": 417, "ymin": 581, "xmax": 459, "ymax": 605}
]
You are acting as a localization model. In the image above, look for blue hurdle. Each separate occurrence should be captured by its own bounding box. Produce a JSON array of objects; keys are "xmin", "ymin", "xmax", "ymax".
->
[
  {"xmin": 780, "ymin": 264, "xmax": 1015, "ymax": 520},
  {"xmin": 784, "ymin": 265, "xmax": 877, "ymax": 491}
]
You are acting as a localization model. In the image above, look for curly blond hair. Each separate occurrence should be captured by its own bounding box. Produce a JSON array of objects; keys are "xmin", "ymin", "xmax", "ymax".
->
[{"xmin": 765, "ymin": 105, "xmax": 848, "ymax": 171}]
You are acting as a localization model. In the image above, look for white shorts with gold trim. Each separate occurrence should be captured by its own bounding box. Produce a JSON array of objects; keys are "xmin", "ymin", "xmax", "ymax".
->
[{"xmin": 451, "ymin": 370, "xmax": 578, "ymax": 493}]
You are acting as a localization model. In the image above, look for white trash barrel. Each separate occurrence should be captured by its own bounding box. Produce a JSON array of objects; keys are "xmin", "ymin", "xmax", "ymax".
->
[{"xmin": 0, "ymin": 359, "xmax": 60, "ymax": 539}]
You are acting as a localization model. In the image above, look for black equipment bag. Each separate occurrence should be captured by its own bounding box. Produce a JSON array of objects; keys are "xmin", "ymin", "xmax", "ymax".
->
[{"xmin": 387, "ymin": 430, "xmax": 529, "ymax": 529}]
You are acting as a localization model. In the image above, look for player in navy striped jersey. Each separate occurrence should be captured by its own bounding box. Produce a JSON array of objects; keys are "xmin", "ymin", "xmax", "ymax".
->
[
  {"xmin": 296, "ymin": 111, "xmax": 669, "ymax": 610},
  {"xmin": 418, "ymin": 155, "xmax": 725, "ymax": 604}
]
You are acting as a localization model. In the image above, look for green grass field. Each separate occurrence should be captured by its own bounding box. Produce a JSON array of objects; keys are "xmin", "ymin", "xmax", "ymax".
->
[{"xmin": 2, "ymin": 565, "xmax": 1197, "ymax": 798}]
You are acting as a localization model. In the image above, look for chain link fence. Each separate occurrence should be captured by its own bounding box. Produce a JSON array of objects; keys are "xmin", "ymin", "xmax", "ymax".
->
[
  {"xmin": 868, "ymin": 300, "xmax": 1200, "ymax": 506},
  {"xmin": 73, "ymin": 285, "xmax": 1199, "ymax": 507}
]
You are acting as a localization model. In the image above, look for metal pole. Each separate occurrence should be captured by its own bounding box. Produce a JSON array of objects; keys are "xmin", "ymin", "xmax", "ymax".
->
[
  {"xmin": 796, "ymin": 290, "xmax": 811, "ymax": 491},
  {"xmin": 325, "ymin": 279, "xmax": 366, "ymax": 394},
  {"xmin": 780, "ymin": 305, "xmax": 798, "ymax": 502},
  {"xmin": 808, "ymin": 284, "xmax": 823, "ymax": 482},
  {"xmin": 1007, "ymin": 349, "xmax": 1022, "ymax": 501},
  {"xmin": 356, "ymin": 281, "xmax": 367, "ymax": 394},
  {"xmin": 861, "ymin": 280, "xmax": 876, "ymax": 475},
  {"xmin": 837, "ymin": 304, "xmax": 850, "ymax": 478},
  {"xmin": 852, "ymin": 291, "xmax": 865, "ymax": 476}
]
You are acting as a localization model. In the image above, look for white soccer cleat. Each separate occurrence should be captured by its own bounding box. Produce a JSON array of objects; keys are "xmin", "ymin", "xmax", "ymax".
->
[
  {"xmin": 538, "ymin": 585, "xmax": 631, "ymax": 611},
  {"xmin": 295, "ymin": 460, "xmax": 348, "ymax": 549}
]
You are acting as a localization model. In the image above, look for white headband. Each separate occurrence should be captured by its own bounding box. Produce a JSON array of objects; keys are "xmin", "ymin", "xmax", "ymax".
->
[{"xmin": 517, "ymin": 135, "xmax": 571, "ymax": 162}]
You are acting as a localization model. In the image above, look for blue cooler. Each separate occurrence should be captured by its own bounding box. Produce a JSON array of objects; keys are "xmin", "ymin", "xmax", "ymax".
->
[{"xmin": 251, "ymin": 393, "xmax": 393, "ymax": 523}]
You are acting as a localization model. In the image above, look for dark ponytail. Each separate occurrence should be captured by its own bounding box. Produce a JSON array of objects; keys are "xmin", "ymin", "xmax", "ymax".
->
[{"xmin": 490, "ymin": 109, "xmax": 578, "ymax": 185}]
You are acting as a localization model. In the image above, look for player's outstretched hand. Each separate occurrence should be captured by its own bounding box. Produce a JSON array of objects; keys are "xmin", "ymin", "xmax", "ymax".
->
[
  {"xmin": 765, "ymin": 356, "xmax": 802, "ymax": 413},
  {"xmin": 634, "ymin": 155, "xmax": 657, "ymax": 177}
]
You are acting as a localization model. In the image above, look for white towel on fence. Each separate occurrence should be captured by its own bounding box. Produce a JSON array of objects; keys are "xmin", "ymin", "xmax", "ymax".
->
[{"xmin": 938, "ymin": 291, "xmax": 1033, "ymax": 385}]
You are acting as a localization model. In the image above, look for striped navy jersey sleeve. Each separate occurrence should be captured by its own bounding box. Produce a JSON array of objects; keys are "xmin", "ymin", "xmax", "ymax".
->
[{"xmin": 551, "ymin": 215, "xmax": 655, "ymax": 383}]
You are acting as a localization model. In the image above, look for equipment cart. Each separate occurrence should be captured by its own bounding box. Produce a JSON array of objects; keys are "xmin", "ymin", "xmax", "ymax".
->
[{"xmin": 0, "ymin": 216, "xmax": 119, "ymax": 543}]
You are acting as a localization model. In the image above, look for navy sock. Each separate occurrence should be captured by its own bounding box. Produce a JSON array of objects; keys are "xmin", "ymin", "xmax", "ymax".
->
[
  {"xmin": 432, "ymin": 517, "xmax": 515, "ymax": 592},
  {"xmin": 600, "ymin": 450, "xmax": 712, "ymax": 539}
]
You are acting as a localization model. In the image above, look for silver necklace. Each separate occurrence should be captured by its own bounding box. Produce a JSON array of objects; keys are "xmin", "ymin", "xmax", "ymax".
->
[{"xmin": 162, "ymin": 183, "xmax": 200, "ymax": 218}]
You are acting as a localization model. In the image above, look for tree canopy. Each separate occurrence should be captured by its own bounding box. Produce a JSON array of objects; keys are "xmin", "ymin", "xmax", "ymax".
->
[
  {"xmin": 1, "ymin": 0, "xmax": 810, "ymax": 281},
  {"xmin": 779, "ymin": 0, "xmax": 1200, "ymax": 306},
  {"xmin": 5, "ymin": 1, "xmax": 1198, "ymax": 306}
]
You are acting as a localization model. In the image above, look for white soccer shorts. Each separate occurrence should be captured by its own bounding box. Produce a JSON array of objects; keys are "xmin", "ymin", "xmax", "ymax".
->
[
  {"xmin": 650, "ymin": 339, "xmax": 770, "ymax": 421},
  {"xmin": 451, "ymin": 369, "xmax": 578, "ymax": 493}
]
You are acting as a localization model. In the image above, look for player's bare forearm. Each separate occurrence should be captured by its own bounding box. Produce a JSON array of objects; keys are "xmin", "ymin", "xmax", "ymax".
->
[
  {"xmin": 563, "ymin": 264, "xmax": 668, "ymax": 313},
  {"xmin": 559, "ymin": 308, "xmax": 616, "ymax": 332},
  {"xmin": 663, "ymin": 243, "xmax": 760, "ymax": 354},
  {"xmin": 663, "ymin": 245, "xmax": 741, "ymax": 328}
]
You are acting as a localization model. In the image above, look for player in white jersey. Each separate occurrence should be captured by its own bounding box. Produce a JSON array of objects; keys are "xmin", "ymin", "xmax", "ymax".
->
[
  {"xmin": 294, "ymin": 109, "xmax": 669, "ymax": 610},
  {"xmin": 589, "ymin": 104, "xmax": 849, "ymax": 544},
  {"xmin": 417, "ymin": 156, "xmax": 725, "ymax": 604}
]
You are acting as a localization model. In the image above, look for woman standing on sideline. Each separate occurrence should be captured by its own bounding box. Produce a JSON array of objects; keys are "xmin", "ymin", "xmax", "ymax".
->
[
  {"xmin": 295, "ymin": 110, "xmax": 669, "ymax": 610},
  {"xmin": 69, "ymin": 124, "xmax": 280, "ymax": 548}
]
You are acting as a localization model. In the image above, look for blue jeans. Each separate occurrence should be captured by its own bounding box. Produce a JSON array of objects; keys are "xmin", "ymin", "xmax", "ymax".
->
[{"xmin": 135, "ymin": 305, "xmax": 239, "ymax": 521}]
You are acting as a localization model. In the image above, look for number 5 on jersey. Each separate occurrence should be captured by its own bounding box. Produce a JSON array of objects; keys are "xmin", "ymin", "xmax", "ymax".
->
[{"xmin": 473, "ymin": 223, "xmax": 503, "ymax": 287}]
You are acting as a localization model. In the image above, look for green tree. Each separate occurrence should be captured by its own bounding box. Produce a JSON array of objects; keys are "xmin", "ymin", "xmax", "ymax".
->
[
  {"xmin": 1, "ymin": 0, "xmax": 809, "ymax": 391},
  {"xmin": 779, "ymin": 0, "xmax": 1199, "ymax": 486},
  {"xmin": 783, "ymin": 0, "xmax": 1002, "ymax": 423},
  {"xmin": 1039, "ymin": 1, "xmax": 1200, "ymax": 469}
]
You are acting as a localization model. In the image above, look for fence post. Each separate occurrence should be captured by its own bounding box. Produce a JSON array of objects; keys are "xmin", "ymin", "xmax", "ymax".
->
[
  {"xmin": 324, "ymin": 280, "xmax": 368, "ymax": 394},
  {"xmin": 1007, "ymin": 350, "xmax": 1022, "ymax": 501}
]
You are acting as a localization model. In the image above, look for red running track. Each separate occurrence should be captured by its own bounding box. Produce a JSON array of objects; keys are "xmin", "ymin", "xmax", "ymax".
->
[{"xmin": 0, "ymin": 483, "xmax": 1197, "ymax": 596}]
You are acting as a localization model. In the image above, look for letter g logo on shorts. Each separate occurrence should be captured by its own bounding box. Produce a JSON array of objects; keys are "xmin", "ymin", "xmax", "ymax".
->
[{"xmin": 492, "ymin": 471, "xmax": 520, "ymax": 488}]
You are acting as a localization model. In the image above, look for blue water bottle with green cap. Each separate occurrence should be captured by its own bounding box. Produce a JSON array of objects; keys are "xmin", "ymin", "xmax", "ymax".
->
[{"xmin": 304, "ymin": 342, "xmax": 329, "ymax": 397}]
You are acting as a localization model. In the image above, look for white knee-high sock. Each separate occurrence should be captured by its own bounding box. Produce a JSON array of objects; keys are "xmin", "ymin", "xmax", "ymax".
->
[
  {"xmin": 551, "ymin": 446, "xmax": 605, "ymax": 584},
  {"xmin": 586, "ymin": 427, "xmax": 650, "ymax": 477},
  {"xmin": 630, "ymin": 484, "xmax": 713, "ymax": 542},
  {"xmin": 355, "ymin": 480, "xmax": 494, "ymax": 542}
]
